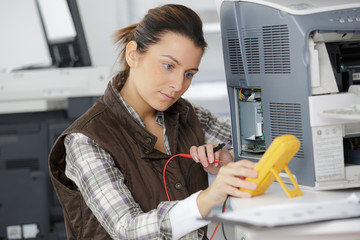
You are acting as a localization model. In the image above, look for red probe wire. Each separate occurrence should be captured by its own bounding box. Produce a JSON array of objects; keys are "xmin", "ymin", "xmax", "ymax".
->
[
  {"xmin": 162, "ymin": 153, "xmax": 224, "ymax": 240},
  {"xmin": 162, "ymin": 153, "xmax": 220, "ymax": 201}
]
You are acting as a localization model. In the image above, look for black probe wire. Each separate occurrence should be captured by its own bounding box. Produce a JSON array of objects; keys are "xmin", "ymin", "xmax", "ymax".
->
[{"xmin": 221, "ymin": 196, "xmax": 229, "ymax": 240}]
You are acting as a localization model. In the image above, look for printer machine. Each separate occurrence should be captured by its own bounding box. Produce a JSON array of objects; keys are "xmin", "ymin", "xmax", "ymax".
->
[
  {"xmin": 219, "ymin": 0, "xmax": 360, "ymax": 190},
  {"xmin": 0, "ymin": 0, "xmax": 110, "ymax": 238}
]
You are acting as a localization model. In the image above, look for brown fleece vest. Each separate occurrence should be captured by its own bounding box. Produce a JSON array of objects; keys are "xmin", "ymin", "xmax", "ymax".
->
[{"xmin": 49, "ymin": 75, "xmax": 208, "ymax": 239}]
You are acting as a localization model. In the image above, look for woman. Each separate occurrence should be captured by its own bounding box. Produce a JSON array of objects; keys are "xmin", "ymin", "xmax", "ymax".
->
[{"xmin": 49, "ymin": 4, "xmax": 257, "ymax": 240}]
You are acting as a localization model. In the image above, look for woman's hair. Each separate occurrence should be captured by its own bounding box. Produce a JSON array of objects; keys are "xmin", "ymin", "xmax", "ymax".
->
[{"xmin": 113, "ymin": 4, "xmax": 207, "ymax": 76}]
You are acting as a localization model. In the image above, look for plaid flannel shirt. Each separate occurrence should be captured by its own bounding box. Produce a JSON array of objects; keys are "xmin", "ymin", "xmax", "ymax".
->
[{"xmin": 64, "ymin": 79, "xmax": 232, "ymax": 239}]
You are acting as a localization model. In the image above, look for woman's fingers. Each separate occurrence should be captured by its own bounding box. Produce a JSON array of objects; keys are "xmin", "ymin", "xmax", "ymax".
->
[
  {"xmin": 219, "ymin": 160, "xmax": 258, "ymax": 178},
  {"xmin": 196, "ymin": 159, "xmax": 259, "ymax": 217},
  {"xmin": 190, "ymin": 144, "xmax": 216, "ymax": 167},
  {"xmin": 215, "ymin": 160, "xmax": 258, "ymax": 197}
]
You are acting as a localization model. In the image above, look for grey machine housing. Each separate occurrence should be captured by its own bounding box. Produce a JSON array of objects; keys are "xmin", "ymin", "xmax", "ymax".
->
[{"xmin": 220, "ymin": 0, "xmax": 360, "ymax": 189}]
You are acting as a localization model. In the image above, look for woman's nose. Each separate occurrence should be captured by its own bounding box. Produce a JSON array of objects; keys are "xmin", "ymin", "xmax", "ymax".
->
[{"xmin": 169, "ymin": 72, "xmax": 184, "ymax": 91}]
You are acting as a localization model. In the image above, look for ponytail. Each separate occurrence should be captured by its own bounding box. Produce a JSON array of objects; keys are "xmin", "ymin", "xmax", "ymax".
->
[{"xmin": 113, "ymin": 23, "xmax": 137, "ymax": 75}]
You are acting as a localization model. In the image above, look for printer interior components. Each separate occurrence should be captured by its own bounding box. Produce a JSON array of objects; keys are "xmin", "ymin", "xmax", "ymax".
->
[
  {"xmin": 344, "ymin": 136, "xmax": 360, "ymax": 165},
  {"xmin": 237, "ymin": 88, "xmax": 265, "ymax": 156},
  {"xmin": 309, "ymin": 32, "xmax": 360, "ymax": 95},
  {"xmin": 326, "ymin": 40, "xmax": 360, "ymax": 92},
  {"xmin": 310, "ymin": 32, "xmax": 360, "ymax": 166},
  {"xmin": 220, "ymin": 0, "xmax": 360, "ymax": 190}
]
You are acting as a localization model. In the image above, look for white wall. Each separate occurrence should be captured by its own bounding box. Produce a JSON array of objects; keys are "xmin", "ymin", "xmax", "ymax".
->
[{"xmin": 76, "ymin": 0, "xmax": 119, "ymax": 70}]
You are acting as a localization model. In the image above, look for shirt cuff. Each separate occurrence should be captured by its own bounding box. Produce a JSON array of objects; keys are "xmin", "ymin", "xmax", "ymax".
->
[{"xmin": 169, "ymin": 191, "xmax": 211, "ymax": 240}]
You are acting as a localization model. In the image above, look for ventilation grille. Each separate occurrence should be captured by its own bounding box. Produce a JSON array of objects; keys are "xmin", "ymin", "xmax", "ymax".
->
[
  {"xmin": 226, "ymin": 28, "xmax": 244, "ymax": 75},
  {"xmin": 269, "ymin": 103, "xmax": 304, "ymax": 158},
  {"xmin": 262, "ymin": 25, "xmax": 291, "ymax": 74},
  {"xmin": 244, "ymin": 37, "xmax": 260, "ymax": 74}
]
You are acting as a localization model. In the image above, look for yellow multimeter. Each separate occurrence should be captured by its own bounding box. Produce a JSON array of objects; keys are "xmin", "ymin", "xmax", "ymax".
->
[{"xmin": 241, "ymin": 134, "xmax": 303, "ymax": 198}]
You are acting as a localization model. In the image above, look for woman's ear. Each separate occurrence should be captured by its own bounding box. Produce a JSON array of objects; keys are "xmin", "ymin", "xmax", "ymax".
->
[{"xmin": 125, "ymin": 41, "xmax": 138, "ymax": 68}]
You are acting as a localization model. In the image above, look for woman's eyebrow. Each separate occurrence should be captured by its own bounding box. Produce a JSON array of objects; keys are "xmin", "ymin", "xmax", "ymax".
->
[
  {"xmin": 161, "ymin": 54, "xmax": 179, "ymax": 64},
  {"xmin": 161, "ymin": 54, "xmax": 199, "ymax": 72}
]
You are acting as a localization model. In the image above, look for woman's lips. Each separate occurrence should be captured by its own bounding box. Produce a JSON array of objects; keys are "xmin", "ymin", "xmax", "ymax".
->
[{"xmin": 160, "ymin": 92, "xmax": 175, "ymax": 101}]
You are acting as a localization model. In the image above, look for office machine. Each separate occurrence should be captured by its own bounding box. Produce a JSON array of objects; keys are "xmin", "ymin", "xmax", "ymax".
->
[
  {"xmin": 219, "ymin": 0, "xmax": 360, "ymax": 190},
  {"xmin": 0, "ymin": 0, "xmax": 110, "ymax": 239},
  {"xmin": 36, "ymin": 0, "xmax": 92, "ymax": 68},
  {"xmin": 0, "ymin": 67, "xmax": 108, "ymax": 240},
  {"xmin": 0, "ymin": 95, "xmax": 102, "ymax": 240}
]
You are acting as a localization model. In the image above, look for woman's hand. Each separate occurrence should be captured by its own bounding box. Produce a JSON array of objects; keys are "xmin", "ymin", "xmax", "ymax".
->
[
  {"xmin": 196, "ymin": 160, "xmax": 258, "ymax": 217},
  {"xmin": 189, "ymin": 143, "xmax": 233, "ymax": 175}
]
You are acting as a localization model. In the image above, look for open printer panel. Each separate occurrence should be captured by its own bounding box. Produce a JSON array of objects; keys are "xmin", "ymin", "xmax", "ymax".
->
[{"xmin": 220, "ymin": 0, "xmax": 360, "ymax": 190}]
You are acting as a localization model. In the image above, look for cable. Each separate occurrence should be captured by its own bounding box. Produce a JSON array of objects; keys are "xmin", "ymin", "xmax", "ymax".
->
[
  {"xmin": 213, "ymin": 142, "xmax": 226, "ymax": 152},
  {"xmin": 186, "ymin": 143, "xmax": 226, "ymax": 192},
  {"xmin": 209, "ymin": 222, "xmax": 221, "ymax": 240},
  {"xmin": 209, "ymin": 198, "xmax": 228, "ymax": 240},
  {"xmin": 221, "ymin": 221, "xmax": 228, "ymax": 240},
  {"xmin": 164, "ymin": 143, "xmax": 225, "ymax": 200},
  {"xmin": 162, "ymin": 143, "xmax": 227, "ymax": 238},
  {"xmin": 221, "ymin": 196, "xmax": 229, "ymax": 240},
  {"xmin": 162, "ymin": 153, "xmax": 221, "ymax": 201},
  {"xmin": 163, "ymin": 153, "xmax": 190, "ymax": 201}
]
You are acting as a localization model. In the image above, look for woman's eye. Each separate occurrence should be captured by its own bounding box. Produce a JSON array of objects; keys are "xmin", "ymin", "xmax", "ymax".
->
[
  {"xmin": 185, "ymin": 72, "xmax": 194, "ymax": 79},
  {"xmin": 163, "ymin": 63, "xmax": 173, "ymax": 70}
]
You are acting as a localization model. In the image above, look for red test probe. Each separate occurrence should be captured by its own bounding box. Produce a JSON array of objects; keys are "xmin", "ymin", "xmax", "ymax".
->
[
  {"xmin": 162, "ymin": 143, "xmax": 227, "ymax": 240},
  {"xmin": 163, "ymin": 143, "xmax": 226, "ymax": 201}
]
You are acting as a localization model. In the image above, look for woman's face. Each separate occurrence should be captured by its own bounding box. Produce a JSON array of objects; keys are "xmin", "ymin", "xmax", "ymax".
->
[{"xmin": 124, "ymin": 32, "xmax": 203, "ymax": 113}]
